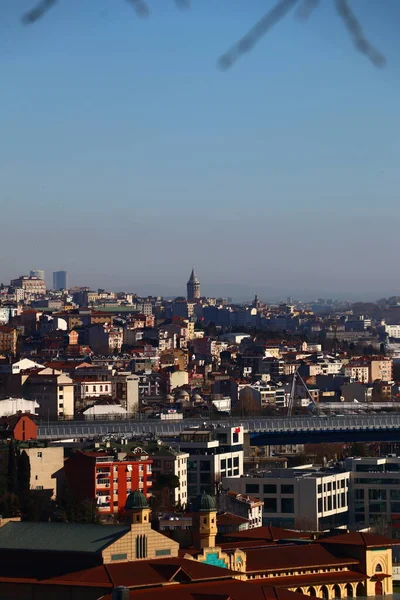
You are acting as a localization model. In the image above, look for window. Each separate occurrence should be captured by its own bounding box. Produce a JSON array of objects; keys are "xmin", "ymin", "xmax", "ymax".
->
[
  {"xmin": 227, "ymin": 458, "xmax": 232, "ymax": 468},
  {"xmin": 59, "ymin": 403, "xmax": 63, "ymax": 408},
  {"xmin": 281, "ymin": 498, "xmax": 294, "ymax": 513},
  {"xmin": 369, "ymin": 489, "xmax": 386, "ymax": 501},
  {"xmin": 111, "ymin": 553, "xmax": 127, "ymax": 561},
  {"xmin": 281, "ymin": 484, "xmax": 294, "ymax": 494},
  {"xmin": 264, "ymin": 484, "xmax": 277, "ymax": 494},
  {"xmin": 200, "ymin": 461, "xmax": 211, "ymax": 472},
  {"xmin": 135, "ymin": 535, "xmax": 148, "ymax": 559},
  {"xmin": 86, "ymin": 386, "xmax": 89, "ymax": 392},
  {"xmin": 234, "ymin": 456, "xmax": 239, "ymax": 468},
  {"xmin": 105, "ymin": 385, "xmax": 108, "ymax": 391},
  {"xmin": 233, "ymin": 432, "xmax": 239, "ymax": 443},
  {"xmin": 59, "ymin": 386, "xmax": 64, "ymax": 391},
  {"xmin": 100, "ymin": 385, "xmax": 103, "ymax": 392},
  {"xmin": 221, "ymin": 459, "xmax": 226, "ymax": 469},
  {"xmin": 35, "ymin": 475, "xmax": 38, "ymax": 480},
  {"xmin": 264, "ymin": 497, "xmax": 277, "ymax": 513},
  {"xmin": 36, "ymin": 486, "xmax": 44, "ymax": 490},
  {"xmin": 155, "ymin": 549, "xmax": 171, "ymax": 556},
  {"xmin": 93, "ymin": 386, "xmax": 96, "ymax": 392},
  {"xmin": 37, "ymin": 452, "xmax": 42, "ymax": 458},
  {"xmin": 246, "ymin": 484, "xmax": 259, "ymax": 494}
]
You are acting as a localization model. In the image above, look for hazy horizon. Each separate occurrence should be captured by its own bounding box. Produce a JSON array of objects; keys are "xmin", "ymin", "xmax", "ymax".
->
[{"xmin": 2, "ymin": 1, "xmax": 400, "ymax": 301}]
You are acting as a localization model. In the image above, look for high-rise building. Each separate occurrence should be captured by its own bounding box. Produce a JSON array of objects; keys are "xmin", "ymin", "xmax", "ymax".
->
[
  {"xmin": 53, "ymin": 270, "xmax": 68, "ymax": 290},
  {"xmin": 29, "ymin": 269, "xmax": 45, "ymax": 281},
  {"xmin": 187, "ymin": 267, "xmax": 200, "ymax": 301}
]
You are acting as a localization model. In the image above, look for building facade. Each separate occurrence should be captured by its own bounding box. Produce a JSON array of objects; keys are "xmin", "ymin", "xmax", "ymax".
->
[
  {"xmin": 53, "ymin": 270, "xmax": 68, "ymax": 290},
  {"xmin": 179, "ymin": 426, "xmax": 244, "ymax": 500},
  {"xmin": 223, "ymin": 467, "xmax": 350, "ymax": 531},
  {"xmin": 64, "ymin": 448, "xmax": 153, "ymax": 515}
]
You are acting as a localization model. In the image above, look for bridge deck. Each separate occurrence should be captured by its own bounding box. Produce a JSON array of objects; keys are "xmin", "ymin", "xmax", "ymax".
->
[{"xmin": 37, "ymin": 414, "xmax": 400, "ymax": 441}]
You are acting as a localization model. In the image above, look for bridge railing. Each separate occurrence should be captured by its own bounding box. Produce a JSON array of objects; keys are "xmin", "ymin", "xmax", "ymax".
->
[{"xmin": 37, "ymin": 414, "xmax": 400, "ymax": 440}]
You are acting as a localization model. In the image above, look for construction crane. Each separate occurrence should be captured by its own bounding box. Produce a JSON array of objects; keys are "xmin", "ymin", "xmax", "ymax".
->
[{"xmin": 287, "ymin": 368, "xmax": 319, "ymax": 417}]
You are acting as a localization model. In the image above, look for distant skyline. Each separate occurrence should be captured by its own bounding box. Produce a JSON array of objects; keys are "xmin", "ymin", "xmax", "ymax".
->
[{"xmin": 2, "ymin": 1, "xmax": 400, "ymax": 299}]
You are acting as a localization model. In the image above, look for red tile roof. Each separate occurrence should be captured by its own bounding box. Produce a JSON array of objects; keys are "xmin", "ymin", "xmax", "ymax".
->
[
  {"xmin": 318, "ymin": 532, "xmax": 400, "ymax": 548},
  {"xmin": 101, "ymin": 580, "xmax": 307, "ymax": 600},
  {"xmin": 244, "ymin": 544, "xmax": 358, "ymax": 573},
  {"xmin": 217, "ymin": 513, "xmax": 249, "ymax": 526},
  {"xmin": 222, "ymin": 527, "xmax": 310, "ymax": 542}
]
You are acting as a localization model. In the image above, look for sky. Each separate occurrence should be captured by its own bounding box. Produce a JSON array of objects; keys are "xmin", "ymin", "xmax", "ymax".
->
[{"xmin": 1, "ymin": 0, "xmax": 400, "ymax": 301}]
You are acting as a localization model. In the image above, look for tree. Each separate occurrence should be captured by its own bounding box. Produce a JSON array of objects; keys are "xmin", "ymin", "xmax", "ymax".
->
[
  {"xmin": 17, "ymin": 451, "xmax": 31, "ymax": 498},
  {"xmin": 7, "ymin": 443, "xmax": 18, "ymax": 495}
]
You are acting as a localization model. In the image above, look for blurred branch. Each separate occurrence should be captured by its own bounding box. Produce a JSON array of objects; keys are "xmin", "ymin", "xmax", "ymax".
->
[
  {"xmin": 218, "ymin": 0, "xmax": 301, "ymax": 70},
  {"xmin": 334, "ymin": 0, "xmax": 386, "ymax": 67},
  {"xmin": 21, "ymin": 0, "xmax": 386, "ymax": 69}
]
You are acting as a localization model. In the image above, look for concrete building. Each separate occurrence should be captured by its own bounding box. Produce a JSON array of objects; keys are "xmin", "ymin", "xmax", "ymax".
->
[
  {"xmin": 223, "ymin": 467, "xmax": 350, "ymax": 531},
  {"xmin": 24, "ymin": 368, "xmax": 74, "ymax": 420},
  {"xmin": 25, "ymin": 445, "xmax": 64, "ymax": 499},
  {"xmin": 179, "ymin": 426, "xmax": 244, "ymax": 500},
  {"xmin": 0, "ymin": 397, "xmax": 39, "ymax": 417},
  {"xmin": 53, "ymin": 270, "xmax": 68, "ymax": 290},
  {"xmin": 219, "ymin": 490, "xmax": 263, "ymax": 528},
  {"xmin": 186, "ymin": 268, "xmax": 200, "ymax": 302},
  {"xmin": 385, "ymin": 324, "xmax": 400, "ymax": 339},
  {"xmin": 345, "ymin": 456, "xmax": 400, "ymax": 538},
  {"xmin": 146, "ymin": 443, "xmax": 189, "ymax": 508},
  {"xmin": 64, "ymin": 448, "xmax": 153, "ymax": 515},
  {"xmin": 112, "ymin": 372, "xmax": 139, "ymax": 415}
]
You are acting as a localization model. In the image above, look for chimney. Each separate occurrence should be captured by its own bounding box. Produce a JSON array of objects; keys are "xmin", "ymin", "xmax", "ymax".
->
[{"xmin": 112, "ymin": 587, "xmax": 130, "ymax": 600}]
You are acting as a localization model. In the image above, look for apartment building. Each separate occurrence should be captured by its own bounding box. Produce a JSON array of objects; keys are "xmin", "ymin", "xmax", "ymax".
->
[
  {"xmin": 0, "ymin": 326, "xmax": 18, "ymax": 357},
  {"xmin": 64, "ymin": 447, "xmax": 152, "ymax": 515},
  {"xmin": 223, "ymin": 467, "xmax": 350, "ymax": 531},
  {"xmin": 23, "ymin": 368, "xmax": 74, "ymax": 419},
  {"xmin": 10, "ymin": 275, "xmax": 46, "ymax": 296},
  {"xmin": 112, "ymin": 371, "xmax": 139, "ymax": 415},
  {"xmin": 146, "ymin": 443, "xmax": 189, "ymax": 508},
  {"xmin": 179, "ymin": 426, "xmax": 244, "ymax": 500}
]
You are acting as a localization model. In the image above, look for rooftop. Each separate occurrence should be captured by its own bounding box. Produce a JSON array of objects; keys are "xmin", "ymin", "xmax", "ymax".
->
[{"xmin": 0, "ymin": 522, "xmax": 129, "ymax": 553}]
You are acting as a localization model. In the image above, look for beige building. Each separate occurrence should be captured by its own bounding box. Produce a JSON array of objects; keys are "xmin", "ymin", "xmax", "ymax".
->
[
  {"xmin": 24, "ymin": 368, "xmax": 74, "ymax": 419},
  {"xmin": 10, "ymin": 276, "xmax": 46, "ymax": 296},
  {"xmin": 0, "ymin": 326, "xmax": 18, "ymax": 356},
  {"xmin": 370, "ymin": 358, "xmax": 393, "ymax": 383},
  {"xmin": 25, "ymin": 446, "xmax": 64, "ymax": 499}
]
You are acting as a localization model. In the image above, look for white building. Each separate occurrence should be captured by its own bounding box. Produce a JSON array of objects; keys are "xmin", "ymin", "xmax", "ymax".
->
[
  {"xmin": 0, "ymin": 397, "xmax": 39, "ymax": 417},
  {"xmin": 219, "ymin": 490, "xmax": 263, "ymax": 529},
  {"xmin": 82, "ymin": 403, "xmax": 128, "ymax": 420},
  {"xmin": 385, "ymin": 325, "xmax": 400, "ymax": 339},
  {"xmin": 223, "ymin": 466, "xmax": 350, "ymax": 531},
  {"xmin": 146, "ymin": 443, "xmax": 189, "ymax": 508},
  {"xmin": 179, "ymin": 426, "xmax": 244, "ymax": 500}
]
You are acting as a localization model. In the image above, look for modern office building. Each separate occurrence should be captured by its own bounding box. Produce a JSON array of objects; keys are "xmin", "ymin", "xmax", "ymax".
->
[
  {"xmin": 345, "ymin": 456, "xmax": 400, "ymax": 538},
  {"xmin": 223, "ymin": 466, "xmax": 350, "ymax": 531},
  {"xmin": 53, "ymin": 270, "xmax": 68, "ymax": 290},
  {"xmin": 179, "ymin": 426, "xmax": 244, "ymax": 500}
]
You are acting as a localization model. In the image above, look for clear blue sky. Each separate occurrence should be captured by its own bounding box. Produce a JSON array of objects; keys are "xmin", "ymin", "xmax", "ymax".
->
[{"xmin": 1, "ymin": 0, "xmax": 400, "ymax": 301}]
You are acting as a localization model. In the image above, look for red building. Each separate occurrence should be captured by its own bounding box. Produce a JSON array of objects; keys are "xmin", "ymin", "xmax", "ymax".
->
[
  {"xmin": 0, "ymin": 413, "xmax": 37, "ymax": 442},
  {"xmin": 64, "ymin": 448, "xmax": 152, "ymax": 514}
]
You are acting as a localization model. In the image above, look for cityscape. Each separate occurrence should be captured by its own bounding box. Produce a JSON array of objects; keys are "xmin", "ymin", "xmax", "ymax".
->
[
  {"xmin": 1, "ymin": 267, "xmax": 400, "ymax": 598},
  {"xmin": 2, "ymin": 1, "xmax": 398, "ymax": 599}
]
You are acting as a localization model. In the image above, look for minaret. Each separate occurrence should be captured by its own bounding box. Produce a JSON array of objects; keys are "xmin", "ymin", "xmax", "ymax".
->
[
  {"xmin": 187, "ymin": 268, "xmax": 200, "ymax": 301},
  {"xmin": 192, "ymin": 492, "xmax": 218, "ymax": 549}
]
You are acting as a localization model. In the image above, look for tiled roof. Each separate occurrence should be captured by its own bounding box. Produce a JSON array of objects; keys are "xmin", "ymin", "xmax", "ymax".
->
[
  {"xmin": 0, "ymin": 522, "xmax": 129, "ymax": 553},
  {"xmin": 318, "ymin": 532, "xmax": 400, "ymax": 548},
  {"xmin": 0, "ymin": 557, "xmax": 236, "ymax": 589},
  {"xmin": 217, "ymin": 513, "xmax": 249, "ymax": 526},
  {"xmin": 244, "ymin": 544, "xmax": 358, "ymax": 573},
  {"xmin": 101, "ymin": 580, "xmax": 306, "ymax": 600},
  {"xmin": 222, "ymin": 527, "xmax": 310, "ymax": 542}
]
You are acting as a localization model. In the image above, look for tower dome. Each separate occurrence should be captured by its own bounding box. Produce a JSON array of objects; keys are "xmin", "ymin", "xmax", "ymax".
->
[
  {"xmin": 125, "ymin": 489, "xmax": 149, "ymax": 511},
  {"xmin": 194, "ymin": 491, "xmax": 217, "ymax": 512}
]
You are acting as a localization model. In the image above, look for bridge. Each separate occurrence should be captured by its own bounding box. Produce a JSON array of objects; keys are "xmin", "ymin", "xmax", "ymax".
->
[{"xmin": 37, "ymin": 414, "xmax": 400, "ymax": 445}]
